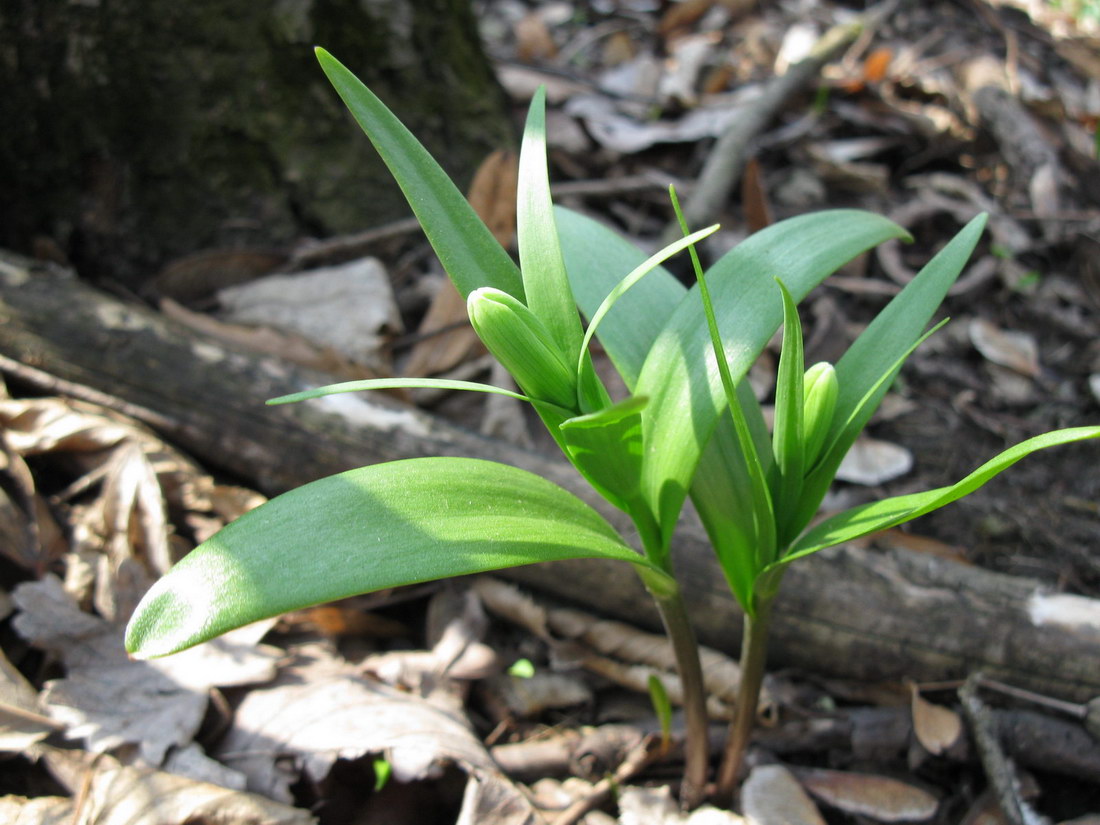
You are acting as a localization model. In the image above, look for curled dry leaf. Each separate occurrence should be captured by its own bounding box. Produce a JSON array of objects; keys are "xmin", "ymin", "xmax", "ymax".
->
[
  {"xmin": 741, "ymin": 764, "xmax": 826, "ymax": 825},
  {"xmin": 0, "ymin": 794, "xmax": 71, "ymax": 825},
  {"xmin": 835, "ymin": 436, "xmax": 914, "ymax": 486},
  {"xmin": 968, "ymin": 318, "xmax": 1041, "ymax": 378},
  {"xmin": 795, "ymin": 767, "xmax": 939, "ymax": 822}
]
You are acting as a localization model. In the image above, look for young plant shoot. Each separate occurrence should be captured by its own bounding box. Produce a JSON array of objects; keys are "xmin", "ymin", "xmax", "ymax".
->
[{"xmin": 126, "ymin": 48, "xmax": 1100, "ymax": 808}]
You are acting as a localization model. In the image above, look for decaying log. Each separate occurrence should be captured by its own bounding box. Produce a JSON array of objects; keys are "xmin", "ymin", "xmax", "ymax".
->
[{"xmin": 1, "ymin": 252, "xmax": 1099, "ymax": 704}]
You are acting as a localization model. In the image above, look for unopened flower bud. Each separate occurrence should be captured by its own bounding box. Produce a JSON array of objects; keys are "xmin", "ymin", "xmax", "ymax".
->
[
  {"xmin": 467, "ymin": 287, "xmax": 577, "ymax": 409},
  {"xmin": 802, "ymin": 361, "xmax": 838, "ymax": 465}
]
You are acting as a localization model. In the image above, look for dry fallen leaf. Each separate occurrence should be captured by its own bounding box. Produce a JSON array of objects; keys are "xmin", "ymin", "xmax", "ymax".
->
[
  {"xmin": 835, "ymin": 436, "xmax": 914, "ymax": 486},
  {"xmin": 909, "ymin": 684, "xmax": 964, "ymax": 755},
  {"xmin": 0, "ymin": 646, "xmax": 60, "ymax": 751},
  {"xmin": 12, "ymin": 575, "xmax": 279, "ymax": 765},
  {"xmin": 216, "ymin": 644, "xmax": 538, "ymax": 824},
  {"xmin": 41, "ymin": 747, "xmax": 314, "ymax": 825},
  {"xmin": 795, "ymin": 767, "xmax": 940, "ymax": 822},
  {"xmin": 618, "ymin": 784, "xmax": 746, "ymax": 825},
  {"xmin": 0, "ymin": 794, "xmax": 72, "ymax": 825},
  {"xmin": 968, "ymin": 318, "xmax": 1041, "ymax": 378},
  {"xmin": 741, "ymin": 764, "xmax": 826, "ymax": 825}
]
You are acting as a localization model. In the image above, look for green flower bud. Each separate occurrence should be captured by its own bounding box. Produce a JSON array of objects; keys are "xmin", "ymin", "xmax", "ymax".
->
[
  {"xmin": 467, "ymin": 287, "xmax": 577, "ymax": 409},
  {"xmin": 802, "ymin": 361, "xmax": 838, "ymax": 465}
]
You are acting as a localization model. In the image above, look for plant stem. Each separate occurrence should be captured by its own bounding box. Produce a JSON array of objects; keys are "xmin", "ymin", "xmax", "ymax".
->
[
  {"xmin": 650, "ymin": 585, "xmax": 710, "ymax": 810},
  {"xmin": 713, "ymin": 594, "xmax": 775, "ymax": 804}
]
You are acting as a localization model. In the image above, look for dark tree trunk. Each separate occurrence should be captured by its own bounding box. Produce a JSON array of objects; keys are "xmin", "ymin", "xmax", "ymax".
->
[{"xmin": 0, "ymin": 0, "xmax": 511, "ymax": 288}]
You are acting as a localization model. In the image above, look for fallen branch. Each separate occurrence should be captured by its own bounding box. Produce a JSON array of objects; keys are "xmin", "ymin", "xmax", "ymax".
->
[{"xmin": 2, "ymin": 254, "xmax": 1099, "ymax": 703}]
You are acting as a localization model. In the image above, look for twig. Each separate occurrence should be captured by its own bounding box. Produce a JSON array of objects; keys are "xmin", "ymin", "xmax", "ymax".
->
[
  {"xmin": 958, "ymin": 674, "xmax": 1051, "ymax": 825},
  {"xmin": 550, "ymin": 735, "xmax": 663, "ymax": 825}
]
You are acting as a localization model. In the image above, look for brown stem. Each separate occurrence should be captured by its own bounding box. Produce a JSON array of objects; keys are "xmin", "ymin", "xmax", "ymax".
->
[
  {"xmin": 650, "ymin": 585, "xmax": 710, "ymax": 810},
  {"xmin": 713, "ymin": 595, "xmax": 775, "ymax": 804}
]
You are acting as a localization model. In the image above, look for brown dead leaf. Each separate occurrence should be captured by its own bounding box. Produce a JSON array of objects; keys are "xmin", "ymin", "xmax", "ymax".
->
[
  {"xmin": 742, "ymin": 157, "xmax": 773, "ymax": 233},
  {"xmin": 618, "ymin": 784, "xmax": 745, "ymax": 824},
  {"xmin": 909, "ymin": 685, "xmax": 964, "ymax": 756},
  {"xmin": 41, "ymin": 747, "xmax": 314, "ymax": 825},
  {"xmin": 657, "ymin": 0, "xmax": 714, "ymax": 38},
  {"xmin": 0, "ymin": 795, "xmax": 72, "ymax": 825},
  {"xmin": 0, "ymin": 646, "xmax": 61, "ymax": 751},
  {"xmin": 12, "ymin": 575, "xmax": 279, "ymax": 765},
  {"xmin": 741, "ymin": 764, "xmax": 826, "ymax": 825},
  {"xmin": 515, "ymin": 11, "xmax": 558, "ymax": 62},
  {"xmin": 835, "ymin": 436, "xmax": 913, "ymax": 485},
  {"xmin": 216, "ymin": 644, "xmax": 538, "ymax": 824},
  {"xmin": 968, "ymin": 318, "xmax": 1041, "ymax": 378},
  {"xmin": 795, "ymin": 767, "xmax": 939, "ymax": 822}
]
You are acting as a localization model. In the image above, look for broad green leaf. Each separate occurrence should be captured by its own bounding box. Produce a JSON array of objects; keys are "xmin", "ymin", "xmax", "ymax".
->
[
  {"xmin": 770, "ymin": 280, "xmax": 806, "ymax": 545},
  {"xmin": 779, "ymin": 426, "xmax": 1100, "ymax": 566},
  {"xmin": 795, "ymin": 214, "xmax": 987, "ymax": 530},
  {"xmin": 560, "ymin": 396, "xmax": 648, "ymax": 518},
  {"xmin": 635, "ymin": 211, "xmax": 909, "ymax": 547},
  {"xmin": 315, "ymin": 48, "xmax": 522, "ymax": 300},
  {"xmin": 125, "ymin": 458, "xmax": 654, "ymax": 658},
  {"xmin": 517, "ymin": 87, "xmax": 582, "ymax": 364}
]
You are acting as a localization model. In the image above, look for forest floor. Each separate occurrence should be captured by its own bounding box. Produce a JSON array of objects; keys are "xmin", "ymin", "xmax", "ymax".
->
[{"xmin": 2, "ymin": 0, "xmax": 1100, "ymax": 823}]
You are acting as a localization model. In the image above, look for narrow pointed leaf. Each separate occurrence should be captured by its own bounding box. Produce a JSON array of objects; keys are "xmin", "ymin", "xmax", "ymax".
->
[
  {"xmin": 315, "ymin": 48, "xmax": 522, "ymax": 300},
  {"xmin": 770, "ymin": 280, "xmax": 806, "ymax": 543},
  {"xmin": 126, "ymin": 458, "xmax": 654, "ymax": 658},
  {"xmin": 635, "ymin": 211, "xmax": 908, "ymax": 545},
  {"xmin": 517, "ymin": 88, "xmax": 582, "ymax": 362},
  {"xmin": 557, "ymin": 206, "xmax": 685, "ymax": 388},
  {"xmin": 780, "ymin": 426, "xmax": 1100, "ymax": 565},
  {"xmin": 578, "ymin": 224, "xmax": 719, "ymax": 379},
  {"xmin": 269, "ymin": 378, "xmax": 542, "ymax": 409}
]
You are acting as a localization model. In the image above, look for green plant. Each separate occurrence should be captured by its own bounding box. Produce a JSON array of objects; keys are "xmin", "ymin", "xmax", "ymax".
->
[{"xmin": 125, "ymin": 48, "xmax": 1100, "ymax": 808}]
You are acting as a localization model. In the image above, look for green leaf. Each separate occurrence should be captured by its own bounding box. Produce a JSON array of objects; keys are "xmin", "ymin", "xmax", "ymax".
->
[
  {"xmin": 517, "ymin": 87, "xmax": 582, "ymax": 364},
  {"xmin": 635, "ymin": 210, "xmax": 909, "ymax": 547},
  {"xmin": 559, "ymin": 396, "xmax": 648, "ymax": 516},
  {"xmin": 556, "ymin": 207, "xmax": 686, "ymax": 388},
  {"xmin": 125, "ymin": 458, "xmax": 655, "ymax": 658},
  {"xmin": 578, "ymin": 224, "xmax": 719, "ymax": 381},
  {"xmin": 269, "ymin": 378, "xmax": 540, "ymax": 408},
  {"xmin": 779, "ymin": 426, "xmax": 1100, "ymax": 565},
  {"xmin": 795, "ymin": 214, "xmax": 987, "ymax": 531},
  {"xmin": 770, "ymin": 280, "xmax": 806, "ymax": 544},
  {"xmin": 315, "ymin": 48, "xmax": 522, "ymax": 300}
]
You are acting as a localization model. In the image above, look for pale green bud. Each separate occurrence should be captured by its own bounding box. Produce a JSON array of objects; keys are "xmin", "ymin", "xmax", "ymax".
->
[
  {"xmin": 467, "ymin": 287, "xmax": 577, "ymax": 409},
  {"xmin": 802, "ymin": 361, "xmax": 838, "ymax": 465}
]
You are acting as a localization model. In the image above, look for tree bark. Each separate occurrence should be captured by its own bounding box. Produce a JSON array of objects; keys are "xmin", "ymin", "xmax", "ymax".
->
[
  {"xmin": 0, "ymin": 0, "xmax": 511, "ymax": 289},
  {"xmin": 2, "ymin": 254, "xmax": 1099, "ymax": 703}
]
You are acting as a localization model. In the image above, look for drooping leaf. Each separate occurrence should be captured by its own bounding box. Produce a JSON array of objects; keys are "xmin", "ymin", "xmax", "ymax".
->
[
  {"xmin": 577, "ymin": 224, "xmax": 719, "ymax": 379},
  {"xmin": 315, "ymin": 49, "xmax": 522, "ymax": 300},
  {"xmin": 126, "ymin": 458, "xmax": 657, "ymax": 658},
  {"xmin": 635, "ymin": 211, "xmax": 908, "ymax": 547},
  {"xmin": 556, "ymin": 207, "xmax": 685, "ymax": 388},
  {"xmin": 778, "ymin": 426, "xmax": 1100, "ymax": 566}
]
